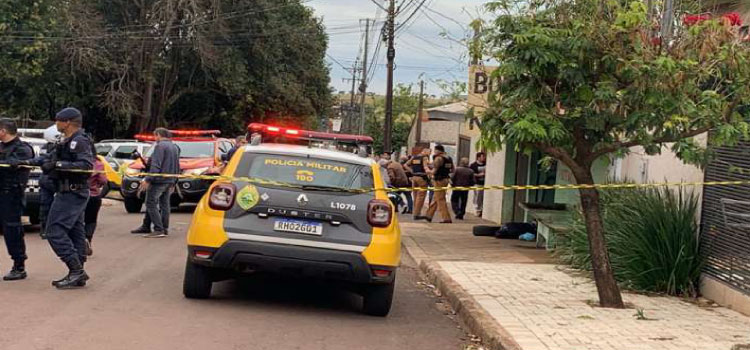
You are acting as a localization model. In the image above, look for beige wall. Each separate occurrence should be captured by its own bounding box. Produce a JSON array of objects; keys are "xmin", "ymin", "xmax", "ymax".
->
[
  {"xmin": 408, "ymin": 120, "xmax": 458, "ymax": 151},
  {"xmin": 701, "ymin": 275, "xmax": 750, "ymax": 317},
  {"xmin": 480, "ymin": 148, "xmax": 507, "ymax": 223},
  {"xmin": 617, "ymin": 139, "xmax": 706, "ymax": 185}
]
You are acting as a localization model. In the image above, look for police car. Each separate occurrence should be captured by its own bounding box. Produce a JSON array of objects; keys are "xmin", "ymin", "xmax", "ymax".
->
[
  {"xmin": 183, "ymin": 124, "xmax": 399, "ymax": 316},
  {"xmin": 20, "ymin": 135, "xmax": 47, "ymax": 225}
]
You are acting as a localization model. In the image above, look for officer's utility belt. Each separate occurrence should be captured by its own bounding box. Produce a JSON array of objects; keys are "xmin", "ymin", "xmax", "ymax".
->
[
  {"xmin": 412, "ymin": 173, "xmax": 429, "ymax": 180},
  {"xmin": 57, "ymin": 181, "xmax": 88, "ymax": 193}
]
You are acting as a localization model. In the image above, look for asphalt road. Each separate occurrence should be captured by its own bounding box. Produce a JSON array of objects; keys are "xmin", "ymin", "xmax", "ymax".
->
[{"xmin": 0, "ymin": 200, "xmax": 469, "ymax": 350}]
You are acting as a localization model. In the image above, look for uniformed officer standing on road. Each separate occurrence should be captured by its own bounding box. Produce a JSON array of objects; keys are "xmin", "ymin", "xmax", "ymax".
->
[
  {"xmin": 38, "ymin": 126, "xmax": 62, "ymax": 239},
  {"xmin": 26, "ymin": 108, "xmax": 94, "ymax": 289},
  {"xmin": 0, "ymin": 119, "xmax": 35, "ymax": 281}
]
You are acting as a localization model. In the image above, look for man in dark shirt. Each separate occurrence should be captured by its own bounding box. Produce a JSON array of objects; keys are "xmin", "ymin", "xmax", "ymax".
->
[
  {"xmin": 451, "ymin": 157, "xmax": 475, "ymax": 220},
  {"xmin": 0, "ymin": 119, "xmax": 35, "ymax": 280},
  {"xmin": 131, "ymin": 128, "xmax": 180, "ymax": 238},
  {"xmin": 470, "ymin": 152, "xmax": 487, "ymax": 217},
  {"xmin": 222, "ymin": 135, "xmax": 247, "ymax": 162}
]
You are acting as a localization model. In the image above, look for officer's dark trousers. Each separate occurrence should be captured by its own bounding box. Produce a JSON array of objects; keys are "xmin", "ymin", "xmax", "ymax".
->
[
  {"xmin": 450, "ymin": 190, "xmax": 469, "ymax": 219},
  {"xmin": 1, "ymin": 188, "xmax": 27, "ymax": 263},
  {"xmin": 39, "ymin": 176, "xmax": 56, "ymax": 233},
  {"xmin": 84, "ymin": 196, "xmax": 102, "ymax": 242},
  {"xmin": 47, "ymin": 190, "xmax": 89, "ymax": 265},
  {"xmin": 145, "ymin": 183, "xmax": 172, "ymax": 232}
]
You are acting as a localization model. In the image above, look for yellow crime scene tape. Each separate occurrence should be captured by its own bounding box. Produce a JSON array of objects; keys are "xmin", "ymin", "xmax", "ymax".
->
[{"xmin": 2, "ymin": 163, "xmax": 749, "ymax": 194}]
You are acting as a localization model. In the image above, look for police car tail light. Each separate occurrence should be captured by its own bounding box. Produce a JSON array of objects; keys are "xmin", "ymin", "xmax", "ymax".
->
[
  {"xmin": 367, "ymin": 199, "xmax": 392, "ymax": 227},
  {"xmin": 194, "ymin": 250, "xmax": 213, "ymax": 259},
  {"xmin": 208, "ymin": 183, "xmax": 236, "ymax": 211}
]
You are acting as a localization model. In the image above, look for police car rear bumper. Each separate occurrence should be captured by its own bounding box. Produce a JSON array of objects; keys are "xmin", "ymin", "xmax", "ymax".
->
[{"xmin": 188, "ymin": 241, "xmax": 395, "ymax": 285}]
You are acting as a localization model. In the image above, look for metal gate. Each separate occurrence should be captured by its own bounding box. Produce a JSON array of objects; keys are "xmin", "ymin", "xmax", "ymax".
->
[{"xmin": 701, "ymin": 141, "xmax": 750, "ymax": 295}]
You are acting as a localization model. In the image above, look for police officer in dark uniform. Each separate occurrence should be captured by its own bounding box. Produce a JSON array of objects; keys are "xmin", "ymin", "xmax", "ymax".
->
[
  {"xmin": 22, "ymin": 108, "xmax": 94, "ymax": 289},
  {"xmin": 0, "ymin": 118, "xmax": 35, "ymax": 281},
  {"xmin": 38, "ymin": 126, "xmax": 62, "ymax": 239}
]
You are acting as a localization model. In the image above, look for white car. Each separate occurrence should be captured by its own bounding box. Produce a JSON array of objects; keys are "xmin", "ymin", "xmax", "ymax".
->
[
  {"xmin": 95, "ymin": 140, "xmax": 151, "ymax": 176},
  {"xmin": 20, "ymin": 136, "xmax": 47, "ymax": 225}
]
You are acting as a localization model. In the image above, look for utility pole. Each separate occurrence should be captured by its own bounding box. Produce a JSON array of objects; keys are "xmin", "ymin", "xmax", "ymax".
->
[
  {"xmin": 358, "ymin": 19, "xmax": 371, "ymax": 135},
  {"xmin": 342, "ymin": 59, "xmax": 361, "ymax": 133},
  {"xmin": 383, "ymin": 0, "xmax": 395, "ymax": 152},
  {"xmin": 415, "ymin": 80, "xmax": 424, "ymax": 144},
  {"xmin": 660, "ymin": 0, "xmax": 674, "ymax": 42}
]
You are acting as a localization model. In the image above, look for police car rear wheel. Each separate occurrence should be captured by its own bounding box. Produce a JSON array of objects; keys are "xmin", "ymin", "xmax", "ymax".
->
[
  {"xmin": 124, "ymin": 197, "xmax": 143, "ymax": 213},
  {"xmin": 183, "ymin": 259, "xmax": 213, "ymax": 299},
  {"xmin": 362, "ymin": 279, "xmax": 395, "ymax": 317}
]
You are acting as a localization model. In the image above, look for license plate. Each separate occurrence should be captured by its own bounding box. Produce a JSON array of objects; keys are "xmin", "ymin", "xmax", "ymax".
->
[
  {"xmin": 273, "ymin": 219, "xmax": 323, "ymax": 236},
  {"xmin": 28, "ymin": 180, "xmax": 39, "ymax": 186}
]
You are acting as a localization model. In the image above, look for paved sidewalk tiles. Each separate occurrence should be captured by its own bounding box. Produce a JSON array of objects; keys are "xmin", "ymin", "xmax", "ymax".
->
[{"xmin": 400, "ymin": 218, "xmax": 750, "ymax": 350}]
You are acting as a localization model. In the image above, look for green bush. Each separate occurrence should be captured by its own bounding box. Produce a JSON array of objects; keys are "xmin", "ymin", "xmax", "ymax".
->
[{"xmin": 555, "ymin": 187, "xmax": 704, "ymax": 297}]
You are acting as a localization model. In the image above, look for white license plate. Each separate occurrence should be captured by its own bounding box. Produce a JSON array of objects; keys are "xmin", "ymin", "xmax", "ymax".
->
[
  {"xmin": 273, "ymin": 219, "xmax": 323, "ymax": 236},
  {"xmin": 28, "ymin": 180, "xmax": 39, "ymax": 186}
]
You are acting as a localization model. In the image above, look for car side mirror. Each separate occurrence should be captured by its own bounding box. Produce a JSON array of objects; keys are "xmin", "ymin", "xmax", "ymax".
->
[{"xmin": 131, "ymin": 151, "xmax": 141, "ymax": 160}]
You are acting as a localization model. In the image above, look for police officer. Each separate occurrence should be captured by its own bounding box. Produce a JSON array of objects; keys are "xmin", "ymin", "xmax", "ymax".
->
[
  {"xmin": 38, "ymin": 126, "xmax": 62, "ymax": 239},
  {"xmin": 23, "ymin": 108, "xmax": 94, "ymax": 289},
  {"xmin": 424, "ymin": 144, "xmax": 453, "ymax": 223},
  {"xmin": 0, "ymin": 118, "xmax": 35, "ymax": 281},
  {"xmin": 404, "ymin": 148, "xmax": 431, "ymax": 220}
]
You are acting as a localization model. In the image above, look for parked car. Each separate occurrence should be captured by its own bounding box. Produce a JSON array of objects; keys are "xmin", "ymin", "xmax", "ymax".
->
[
  {"xmin": 21, "ymin": 136, "xmax": 47, "ymax": 225},
  {"xmin": 95, "ymin": 140, "xmax": 151, "ymax": 190},
  {"xmin": 120, "ymin": 130, "xmax": 233, "ymax": 213},
  {"xmin": 183, "ymin": 124, "xmax": 399, "ymax": 316}
]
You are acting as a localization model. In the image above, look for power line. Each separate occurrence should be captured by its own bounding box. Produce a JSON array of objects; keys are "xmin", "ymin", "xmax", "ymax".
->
[
  {"xmin": 395, "ymin": 0, "xmax": 428, "ymax": 32},
  {"xmin": 326, "ymin": 53, "xmax": 350, "ymax": 71},
  {"xmin": 422, "ymin": 4, "xmax": 468, "ymax": 31}
]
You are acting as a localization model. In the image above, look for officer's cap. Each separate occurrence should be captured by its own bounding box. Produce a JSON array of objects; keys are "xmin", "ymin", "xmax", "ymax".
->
[{"xmin": 55, "ymin": 107, "xmax": 83, "ymax": 122}]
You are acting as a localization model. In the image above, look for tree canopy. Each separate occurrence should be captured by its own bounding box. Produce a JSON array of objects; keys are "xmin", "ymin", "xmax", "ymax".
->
[
  {"xmin": 0, "ymin": 0, "xmax": 332, "ymax": 138},
  {"xmin": 479, "ymin": 0, "xmax": 750, "ymax": 307}
]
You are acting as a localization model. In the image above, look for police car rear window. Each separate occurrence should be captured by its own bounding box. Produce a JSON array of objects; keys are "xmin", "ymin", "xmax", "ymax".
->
[{"xmin": 240, "ymin": 154, "xmax": 372, "ymax": 190}]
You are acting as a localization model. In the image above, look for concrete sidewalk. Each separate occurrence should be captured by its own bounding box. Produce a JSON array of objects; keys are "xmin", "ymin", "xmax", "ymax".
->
[{"xmin": 400, "ymin": 215, "xmax": 750, "ymax": 350}]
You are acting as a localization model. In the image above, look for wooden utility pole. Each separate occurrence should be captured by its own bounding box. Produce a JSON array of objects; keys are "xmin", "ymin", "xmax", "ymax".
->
[
  {"xmin": 383, "ymin": 0, "xmax": 395, "ymax": 152},
  {"xmin": 358, "ymin": 19, "xmax": 371, "ymax": 135},
  {"xmin": 415, "ymin": 80, "xmax": 424, "ymax": 144},
  {"xmin": 342, "ymin": 59, "xmax": 360, "ymax": 133}
]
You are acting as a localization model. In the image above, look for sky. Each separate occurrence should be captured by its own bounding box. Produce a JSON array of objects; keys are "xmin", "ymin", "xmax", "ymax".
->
[{"xmin": 307, "ymin": 0, "xmax": 489, "ymax": 97}]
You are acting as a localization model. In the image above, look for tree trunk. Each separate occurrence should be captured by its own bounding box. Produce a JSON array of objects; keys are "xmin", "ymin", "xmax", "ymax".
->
[
  {"xmin": 572, "ymin": 167, "xmax": 625, "ymax": 308},
  {"xmin": 139, "ymin": 56, "xmax": 155, "ymax": 133}
]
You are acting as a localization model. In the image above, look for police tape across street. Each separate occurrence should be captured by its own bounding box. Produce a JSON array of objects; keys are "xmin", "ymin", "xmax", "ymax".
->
[{"xmin": 1, "ymin": 162, "xmax": 749, "ymax": 193}]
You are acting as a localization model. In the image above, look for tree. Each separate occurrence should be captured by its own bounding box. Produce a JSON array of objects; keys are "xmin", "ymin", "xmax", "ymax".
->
[
  {"xmin": 0, "ymin": 0, "xmax": 332, "ymax": 138},
  {"xmin": 365, "ymin": 84, "xmax": 421, "ymax": 153},
  {"xmin": 479, "ymin": 0, "xmax": 750, "ymax": 307}
]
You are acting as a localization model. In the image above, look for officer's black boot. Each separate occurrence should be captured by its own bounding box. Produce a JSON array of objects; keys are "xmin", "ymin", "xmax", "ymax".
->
[
  {"xmin": 3, "ymin": 261, "xmax": 27, "ymax": 281},
  {"xmin": 53, "ymin": 259, "xmax": 89, "ymax": 289},
  {"xmin": 40, "ymin": 221, "xmax": 47, "ymax": 240}
]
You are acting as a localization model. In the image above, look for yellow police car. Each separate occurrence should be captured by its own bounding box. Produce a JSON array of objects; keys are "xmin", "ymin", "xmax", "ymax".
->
[{"xmin": 183, "ymin": 125, "xmax": 400, "ymax": 316}]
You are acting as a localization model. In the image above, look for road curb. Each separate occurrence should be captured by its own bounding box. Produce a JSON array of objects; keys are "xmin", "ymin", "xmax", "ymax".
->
[{"xmin": 415, "ymin": 259, "xmax": 523, "ymax": 350}]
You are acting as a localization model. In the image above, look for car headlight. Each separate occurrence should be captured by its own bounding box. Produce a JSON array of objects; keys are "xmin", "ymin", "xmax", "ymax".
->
[
  {"xmin": 183, "ymin": 167, "xmax": 210, "ymax": 177},
  {"xmin": 125, "ymin": 168, "xmax": 142, "ymax": 176}
]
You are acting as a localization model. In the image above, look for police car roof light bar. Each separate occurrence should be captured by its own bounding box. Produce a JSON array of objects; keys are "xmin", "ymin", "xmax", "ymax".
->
[
  {"xmin": 246, "ymin": 123, "xmax": 374, "ymax": 144},
  {"xmin": 134, "ymin": 129, "xmax": 221, "ymax": 141}
]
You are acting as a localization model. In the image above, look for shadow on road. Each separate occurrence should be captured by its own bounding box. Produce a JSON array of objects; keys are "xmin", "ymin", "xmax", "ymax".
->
[{"xmin": 208, "ymin": 274, "xmax": 365, "ymax": 315}]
